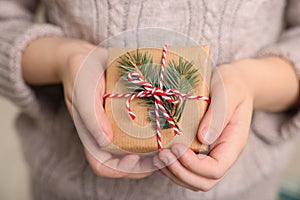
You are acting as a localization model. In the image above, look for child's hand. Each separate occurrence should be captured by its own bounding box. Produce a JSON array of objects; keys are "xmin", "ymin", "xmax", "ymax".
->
[
  {"xmin": 153, "ymin": 57, "xmax": 299, "ymax": 191},
  {"xmin": 153, "ymin": 63, "xmax": 254, "ymax": 191},
  {"xmin": 22, "ymin": 38, "xmax": 154, "ymax": 178},
  {"xmin": 59, "ymin": 41, "xmax": 154, "ymax": 178}
]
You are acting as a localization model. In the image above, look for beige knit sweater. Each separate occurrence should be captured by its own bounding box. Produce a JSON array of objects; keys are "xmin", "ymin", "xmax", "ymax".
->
[{"xmin": 1, "ymin": 0, "xmax": 300, "ymax": 199}]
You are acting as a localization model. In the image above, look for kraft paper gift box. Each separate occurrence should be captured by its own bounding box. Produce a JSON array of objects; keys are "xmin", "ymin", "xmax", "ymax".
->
[{"xmin": 103, "ymin": 46, "xmax": 212, "ymax": 154}]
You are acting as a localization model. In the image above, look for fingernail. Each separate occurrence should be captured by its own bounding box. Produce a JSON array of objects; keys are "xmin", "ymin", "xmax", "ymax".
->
[
  {"xmin": 160, "ymin": 157, "xmax": 169, "ymax": 165},
  {"xmin": 204, "ymin": 128, "xmax": 216, "ymax": 144},
  {"xmin": 200, "ymin": 126, "xmax": 208, "ymax": 140},
  {"xmin": 154, "ymin": 161, "xmax": 165, "ymax": 169},
  {"xmin": 198, "ymin": 153, "xmax": 207, "ymax": 160},
  {"xmin": 172, "ymin": 149, "xmax": 180, "ymax": 157},
  {"xmin": 96, "ymin": 133, "xmax": 109, "ymax": 147}
]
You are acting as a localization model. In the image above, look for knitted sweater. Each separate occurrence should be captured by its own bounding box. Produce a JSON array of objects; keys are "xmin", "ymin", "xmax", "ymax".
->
[{"xmin": 1, "ymin": 0, "xmax": 300, "ymax": 199}]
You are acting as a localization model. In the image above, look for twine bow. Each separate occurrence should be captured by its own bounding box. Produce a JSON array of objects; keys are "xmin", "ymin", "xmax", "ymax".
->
[{"xmin": 104, "ymin": 45, "xmax": 210, "ymax": 150}]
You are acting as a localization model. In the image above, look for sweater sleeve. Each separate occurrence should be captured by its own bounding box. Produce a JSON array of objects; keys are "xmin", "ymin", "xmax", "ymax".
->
[
  {"xmin": 0, "ymin": 0, "xmax": 64, "ymax": 115},
  {"xmin": 253, "ymin": 0, "xmax": 300, "ymax": 144}
]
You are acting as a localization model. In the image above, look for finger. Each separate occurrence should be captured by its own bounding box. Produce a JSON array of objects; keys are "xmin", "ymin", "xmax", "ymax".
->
[
  {"xmin": 73, "ymin": 49, "xmax": 113, "ymax": 147},
  {"xmin": 160, "ymin": 167, "xmax": 199, "ymax": 191},
  {"xmin": 208, "ymin": 99, "xmax": 252, "ymax": 172},
  {"xmin": 198, "ymin": 67, "xmax": 234, "ymax": 145},
  {"xmin": 103, "ymin": 154, "xmax": 148, "ymax": 178},
  {"xmin": 159, "ymin": 149, "xmax": 217, "ymax": 191},
  {"xmin": 85, "ymin": 148, "xmax": 128, "ymax": 178},
  {"xmin": 104, "ymin": 156, "xmax": 153, "ymax": 179},
  {"xmin": 153, "ymin": 156, "xmax": 198, "ymax": 191},
  {"xmin": 95, "ymin": 76, "xmax": 113, "ymax": 145},
  {"xmin": 123, "ymin": 157, "xmax": 154, "ymax": 179},
  {"xmin": 113, "ymin": 154, "xmax": 140, "ymax": 172},
  {"xmin": 171, "ymin": 144, "xmax": 227, "ymax": 180},
  {"xmin": 174, "ymin": 99, "xmax": 252, "ymax": 180},
  {"xmin": 170, "ymin": 143, "xmax": 225, "ymax": 180},
  {"xmin": 136, "ymin": 156, "xmax": 157, "ymax": 173},
  {"xmin": 86, "ymin": 148, "xmax": 153, "ymax": 179},
  {"xmin": 73, "ymin": 101, "xmax": 111, "ymax": 148},
  {"xmin": 115, "ymin": 154, "xmax": 154, "ymax": 175}
]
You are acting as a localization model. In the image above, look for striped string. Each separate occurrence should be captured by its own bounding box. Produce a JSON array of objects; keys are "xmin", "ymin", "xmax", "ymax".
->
[{"xmin": 104, "ymin": 45, "xmax": 210, "ymax": 151}]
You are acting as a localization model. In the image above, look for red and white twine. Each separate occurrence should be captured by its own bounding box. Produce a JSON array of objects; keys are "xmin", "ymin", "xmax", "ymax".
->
[{"xmin": 104, "ymin": 45, "xmax": 210, "ymax": 151}]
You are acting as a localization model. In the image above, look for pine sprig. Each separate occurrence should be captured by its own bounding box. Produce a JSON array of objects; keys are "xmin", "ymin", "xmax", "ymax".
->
[{"xmin": 117, "ymin": 49, "xmax": 199, "ymax": 130}]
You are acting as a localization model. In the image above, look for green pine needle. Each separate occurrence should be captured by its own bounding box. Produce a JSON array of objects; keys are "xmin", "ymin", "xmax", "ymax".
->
[{"xmin": 117, "ymin": 49, "xmax": 200, "ymax": 130}]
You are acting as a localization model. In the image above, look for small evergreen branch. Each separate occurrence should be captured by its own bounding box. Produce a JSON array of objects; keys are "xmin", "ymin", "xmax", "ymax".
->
[{"xmin": 117, "ymin": 49, "xmax": 200, "ymax": 130}]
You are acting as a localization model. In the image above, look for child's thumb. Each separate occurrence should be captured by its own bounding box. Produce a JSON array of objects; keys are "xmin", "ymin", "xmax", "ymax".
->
[{"xmin": 197, "ymin": 69, "xmax": 229, "ymax": 145}]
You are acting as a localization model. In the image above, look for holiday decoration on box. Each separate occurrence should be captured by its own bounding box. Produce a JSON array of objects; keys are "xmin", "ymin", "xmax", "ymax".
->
[{"xmin": 103, "ymin": 45, "xmax": 212, "ymax": 154}]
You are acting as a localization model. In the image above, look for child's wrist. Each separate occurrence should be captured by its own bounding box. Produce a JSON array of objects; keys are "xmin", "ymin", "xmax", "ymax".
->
[{"xmin": 231, "ymin": 57, "xmax": 299, "ymax": 111}]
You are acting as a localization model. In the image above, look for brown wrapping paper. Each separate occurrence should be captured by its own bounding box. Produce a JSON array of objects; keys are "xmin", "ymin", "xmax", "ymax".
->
[{"xmin": 103, "ymin": 46, "xmax": 212, "ymax": 154}]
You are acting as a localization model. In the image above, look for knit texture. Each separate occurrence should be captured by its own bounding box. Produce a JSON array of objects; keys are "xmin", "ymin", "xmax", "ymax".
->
[{"xmin": 1, "ymin": 0, "xmax": 300, "ymax": 199}]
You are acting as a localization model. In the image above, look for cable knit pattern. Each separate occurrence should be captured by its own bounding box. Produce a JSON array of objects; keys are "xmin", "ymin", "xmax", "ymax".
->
[
  {"xmin": 1, "ymin": 0, "xmax": 300, "ymax": 199},
  {"xmin": 0, "ymin": 1, "xmax": 64, "ymax": 115}
]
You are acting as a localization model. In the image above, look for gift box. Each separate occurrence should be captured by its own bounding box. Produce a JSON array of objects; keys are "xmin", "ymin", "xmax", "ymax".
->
[{"xmin": 103, "ymin": 46, "xmax": 212, "ymax": 154}]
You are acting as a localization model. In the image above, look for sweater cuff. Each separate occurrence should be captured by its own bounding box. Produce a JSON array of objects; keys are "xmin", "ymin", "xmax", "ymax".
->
[
  {"xmin": 0, "ymin": 23, "xmax": 64, "ymax": 116},
  {"xmin": 253, "ymin": 34, "xmax": 300, "ymax": 144}
]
